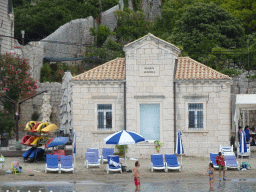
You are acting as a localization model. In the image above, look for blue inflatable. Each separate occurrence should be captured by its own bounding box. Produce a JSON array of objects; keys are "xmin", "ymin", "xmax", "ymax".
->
[
  {"xmin": 22, "ymin": 147, "xmax": 36, "ymax": 159},
  {"xmin": 28, "ymin": 148, "xmax": 45, "ymax": 161}
]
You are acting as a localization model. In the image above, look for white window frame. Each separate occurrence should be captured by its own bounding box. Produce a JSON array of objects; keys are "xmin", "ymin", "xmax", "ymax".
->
[
  {"xmin": 137, "ymin": 101, "xmax": 163, "ymax": 143},
  {"xmin": 97, "ymin": 105, "xmax": 112, "ymax": 129},
  {"xmin": 94, "ymin": 101, "xmax": 115, "ymax": 131},
  {"xmin": 185, "ymin": 101, "xmax": 207, "ymax": 131}
]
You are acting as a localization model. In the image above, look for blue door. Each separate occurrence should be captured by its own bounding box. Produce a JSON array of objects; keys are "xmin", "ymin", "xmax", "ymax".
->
[{"xmin": 140, "ymin": 104, "xmax": 160, "ymax": 140}]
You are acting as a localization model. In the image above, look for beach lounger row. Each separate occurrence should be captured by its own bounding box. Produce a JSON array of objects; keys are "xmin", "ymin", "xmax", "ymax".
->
[
  {"xmin": 45, "ymin": 155, "xmax": 74, "ymax": 174},
  {"xmin": 210, "ymin": 153, "xmax": 240, "ymax": 170},
  {"xmin": 151, "ymin": 154, "xmax": 181, "ymax": 172},
  {"xmin": 84, "ymin": 148, "xmax": 115, "ymax": 168}
]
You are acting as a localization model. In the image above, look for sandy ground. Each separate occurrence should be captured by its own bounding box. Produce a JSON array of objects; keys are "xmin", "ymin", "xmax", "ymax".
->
[{"xmin": 0, "ymin": 153, "xmax": 256, "ymax": 183}]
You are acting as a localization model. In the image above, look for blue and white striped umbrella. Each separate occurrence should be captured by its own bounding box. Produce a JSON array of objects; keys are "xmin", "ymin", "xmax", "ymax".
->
[
  {"xmin": 104, "ymin": 130, "xmax": 145, "ymax": 145},
  {"xmin": 104, "ymin": 130, "xmax": 145, "ymax": 164},
  {"xmin": 73, "ymin": 131, "xmax": 76, "ymax": 171},
  {"xmin": 239, "ymin": 130, "xmax": 247, "ymax": 167},
  {"xmin": 175, "ymin": 129, "xmax": 184, "ymax": 155},
  {"xmin": 175, "ymin": 129, "xmax": 184, "ymax": 170}
]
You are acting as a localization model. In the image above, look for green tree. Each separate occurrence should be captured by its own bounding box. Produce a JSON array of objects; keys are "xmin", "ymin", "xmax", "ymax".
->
[
  {"xmin": 0, "ymin": 53, "xmax": 38, "ymax": 134},
  {"xmin": 114, "ymin": 8, "xmax": 154, "ymax": 42},
  {"xmin": 90, "ymin": 24, "xmax": 115, "ymax": 48},
  {"xmin": 221, "ymin": 0, "xmax": 256, "ymax": 35},
  {"xmin": 168, "ymin": 2, "xmax": 244, "ymax": 60}
]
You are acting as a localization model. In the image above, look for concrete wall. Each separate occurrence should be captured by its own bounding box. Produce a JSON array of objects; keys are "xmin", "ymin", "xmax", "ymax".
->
[
  {"xmin": 71, "ymin": 81, "xmax": 124, "ymax": 158},
  {"xmin": 175, "ymin": 81, "xmax": 232, "ymax": 157},
  {"xmin": 123, "ymin": 34, "xmax": 180, "ymax": 158},
  {"xmin": 0, "ymin": 0, "xmax": 14, "ymax": 54},
  {"xmin": 19, "ymin": 82, "xmax": 62, "ymax": 138}
]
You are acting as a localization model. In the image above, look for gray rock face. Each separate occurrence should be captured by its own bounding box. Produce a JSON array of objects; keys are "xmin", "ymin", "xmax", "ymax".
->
[{"xmin": 19, "ymin": 0, "xmax": 163, "ymax": 82}]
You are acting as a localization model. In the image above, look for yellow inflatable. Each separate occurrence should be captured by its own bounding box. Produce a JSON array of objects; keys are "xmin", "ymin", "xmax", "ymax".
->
[
  {"xmin": 36, "ymin": 122, "xmax": 50, "ymax": 133},
  {"xmin": 24, "ymin": 121, "xmax": 37, "ymax": 131},
  {"xmin": 30, "ymin": 136, "xmax": 44, "ymax": 147},
  {"xmin": 41, "ymin": 124, "xmax": 58, "ymax": 133}
]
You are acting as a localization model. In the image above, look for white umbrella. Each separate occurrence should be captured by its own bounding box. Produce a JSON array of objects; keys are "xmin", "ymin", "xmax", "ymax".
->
[
  {"xmin": 175, "ymin": 129, "xmax": 184, "ymax": 170},
  {"xmin": 104, "ymin": 130, "xmax": 145, "ymax": 165}
]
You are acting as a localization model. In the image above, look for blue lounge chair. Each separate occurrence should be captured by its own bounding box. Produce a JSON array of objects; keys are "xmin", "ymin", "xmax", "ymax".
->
[
  {"xmin": 209, "ymin": 153, "xmax": 219, "ymax": 169},
  {"xmin": 106, "ymin": 155, "xmax": 122, "ymax": 174},
  {"xmin": 45, "ymin": 155, "xmax": 60, "ymax": 173},
  {"xmin": 60, "ymin": 155, "xmax": 74, "ymax": 173},
  {"xmin": 150, "ymin": 154, "xmax": 165, "ymax": 172},
  {"xmin": 224, "ymin": 155, "xmax": 239, "ymax": 170},
  {"xmin": 85, "ymin": 152, "xmax": 101, "ymax": 168},
  {"xmin": 164, "ymin": 154, "xmax": 181, "ymax": 172},
  {"xmin": 101, "ymin": 148, "xmax": 114, "ymax": 164},
  {"xmin": 87, "ymin": 148, "xmax": 101, "ymax": 162}
]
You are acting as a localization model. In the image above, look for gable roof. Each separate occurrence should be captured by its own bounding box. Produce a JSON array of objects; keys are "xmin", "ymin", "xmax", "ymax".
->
[
  {"xmin": 123, "ymin": 33, "xmax": 181, "ymax": 55},
  {"xmin": 175, "ymin": 57, "xmax": 232, "ymax": 80},
  {"xmin": 72, "ymin": 58, "xmax": 125, "ymax": 81},
  {"xmin": 72, "ymin": 57, "xmax": 232, "ymax": 81}
]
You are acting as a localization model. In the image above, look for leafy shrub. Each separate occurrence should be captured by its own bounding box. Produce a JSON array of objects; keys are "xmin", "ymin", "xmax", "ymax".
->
[{"xmin": 115, "ymin": 145, "xmax": 128, "ymax": 156}]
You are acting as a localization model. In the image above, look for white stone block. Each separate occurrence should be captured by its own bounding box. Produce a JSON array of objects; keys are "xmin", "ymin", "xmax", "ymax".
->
[{"xmin": 203, "ymin": 86, "xmax": 214, "ymax": 93}]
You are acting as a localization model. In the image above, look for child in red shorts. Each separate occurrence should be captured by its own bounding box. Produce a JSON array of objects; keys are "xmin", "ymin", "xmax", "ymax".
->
[{"xmin": 133, "ymin": 161, "xmax": 140, "ymax": 191}]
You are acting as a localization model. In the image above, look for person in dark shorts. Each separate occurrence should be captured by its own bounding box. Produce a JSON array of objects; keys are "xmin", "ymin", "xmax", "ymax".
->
[
  {"xmin": 216, "ymin": 152, "xmax": 226, "ymax": 181},
  {"xmin": 209, "ymin": 163, "xmax": 215, "ymax": 189},
  {"xmin": 133, "ymin": 161, "xmax": 140, "ymax": 191}
]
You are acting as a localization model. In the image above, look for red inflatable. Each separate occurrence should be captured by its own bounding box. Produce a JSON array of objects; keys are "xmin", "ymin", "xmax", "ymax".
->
[
  {"xmin": 24, "ymin": 136, "xmax": 36, "ymax": 146},
  {"xmin": 21, "ymin": 135, "xmax": 30, "ymax": 144},
  {"xmin": 32, "ymin": 122, "xmax": 41, "ymax": 132}
]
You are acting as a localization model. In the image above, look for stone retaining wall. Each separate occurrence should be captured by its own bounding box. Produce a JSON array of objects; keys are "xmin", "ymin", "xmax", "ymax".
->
[{"xmin": 19, "ymin": 82, "xmax": 62, "ymax": 138}]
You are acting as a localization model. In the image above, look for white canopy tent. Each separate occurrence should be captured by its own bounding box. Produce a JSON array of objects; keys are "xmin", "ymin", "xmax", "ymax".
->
[{"xmin": 234, "ymin": 94, "xmax": 256, "ymax": 146}]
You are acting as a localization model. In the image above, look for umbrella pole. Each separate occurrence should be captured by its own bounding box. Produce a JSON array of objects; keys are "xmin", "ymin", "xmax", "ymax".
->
[
  {"xmin": 125, "ymin": 145, "xmax": 127, "ymax": 166},
  {"xmin": 181, "ymin": 154, "xmax": 182, "ymax": 171}
]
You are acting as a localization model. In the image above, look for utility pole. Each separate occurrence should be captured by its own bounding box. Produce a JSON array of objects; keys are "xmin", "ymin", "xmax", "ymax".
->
[
  {"xmin": 99, "ymin": 0, "xmax": 102, "ymax": 25},
  {"xmin": 247, "ymin": 39, "xmax": 249, "ymax": 72}
]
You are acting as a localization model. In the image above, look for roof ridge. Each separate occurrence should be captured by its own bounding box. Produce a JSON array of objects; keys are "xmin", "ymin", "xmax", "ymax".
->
[{"xmin": 124, "ymin": 33, "xmax": 180, "ymax": 51}]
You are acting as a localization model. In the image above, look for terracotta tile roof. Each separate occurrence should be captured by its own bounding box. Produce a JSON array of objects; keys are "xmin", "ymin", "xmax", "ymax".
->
[
  {"xmin": 124, "ymin": 33, "xmax": 180, "ymax": 51},
  {"xmin": 72, "ymin": 58, "xmax": 125, "ymax": 81},
  {"xmin": 175, "ymin": 57, "xmax": 232, "ymax": 80}
]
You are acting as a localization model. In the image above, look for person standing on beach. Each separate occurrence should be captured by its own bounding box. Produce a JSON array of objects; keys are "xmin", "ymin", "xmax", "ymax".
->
[
  {"xmin": 216, "ymin": 152, "xmax": 226, "ymax": 181},
  {"xmin": 133, "ymin": 161, "xmax": 140, "ymax": 191},
  {"xmin": 209, "ymin": 163, "xmax": 215, "ymax": 189}
]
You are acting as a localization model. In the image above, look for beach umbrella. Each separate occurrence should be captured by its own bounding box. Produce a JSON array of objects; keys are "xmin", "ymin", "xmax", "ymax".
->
[
  {"xmin": 239, "ymin": 130, "xmax": 247, "ymax": 168},
  {"xmin": 73, "ymin": 131, "xmax": 76, "ymax": 170},
  {"xmin": 175, "ymin": 129, "xmax": 184, "ymax": 170},
  {"xmin": 104, "ymin": 130, "xmax": 145, "ymax": 165}
]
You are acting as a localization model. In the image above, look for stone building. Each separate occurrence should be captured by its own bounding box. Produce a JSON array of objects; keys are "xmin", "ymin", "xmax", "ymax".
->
[
  {"xmin": 71, "ymin": 33, "xmax": 233, "ymax": 158},
  {"xmin": 0, "ymin": 0, "xmax": 14, "ymax": 54}
]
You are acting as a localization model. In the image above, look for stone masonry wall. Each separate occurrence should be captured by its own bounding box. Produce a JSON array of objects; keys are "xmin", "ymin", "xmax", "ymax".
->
[
  {"xmin": 176, "ymin": 81, "xmax": 232, "ymax": 157},
  {"xmin": 0, "ymin": 0, "xmax": 14, "ymax": 54},
  {"xmin": 230, "ymin": 71, "xmax": 256, "ymax": 133},
  {"xmin": 72, "ymin": 81, "xmax": 124, "ymax": 158},
  {"xmin": 19, "ymin": 82, "xmax": 62, "ymax": 138},
  {"xmin": 123, "ymin": 34, "xmax": 180, "ymax": 158}
]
